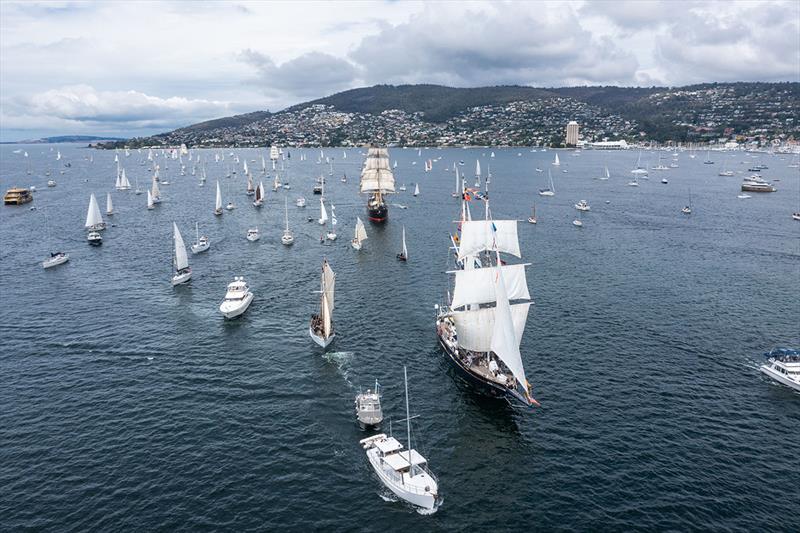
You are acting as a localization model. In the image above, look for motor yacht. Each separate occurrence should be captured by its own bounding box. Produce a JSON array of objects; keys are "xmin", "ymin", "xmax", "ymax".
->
[
  {"xmin": 355, "ymin": 381, "xmax": 383, "ymax": 428},
  {"xmin": 741, "ymin": 175, "xmax": 776, "ymax": 192},
  {"xmin": 574, "ymin": 200, "xmax": 590, "ymax": 211},
  {"xmin": 219, "ymin": 276, "xmax": 254, "ymax": 319},
  {"xmin": 760, "ymin": 348, "xmax": 800, "ymax": 392}
]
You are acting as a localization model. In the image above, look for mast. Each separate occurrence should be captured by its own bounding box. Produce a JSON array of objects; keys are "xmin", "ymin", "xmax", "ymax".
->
[{"xmin": 404, "ymin": 365, "xmax": 413, "ymax": 477}]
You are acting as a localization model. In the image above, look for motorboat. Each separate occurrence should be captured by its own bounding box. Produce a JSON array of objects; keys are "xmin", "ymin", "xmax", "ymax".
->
[
  {"xmin": 793, "ymin": 213, "xmax": 800, "ymax": 221},
  {"xmin": 219, "ymin": 276, "xmax": 254, "ymax": 319},
  {"xmin": 681, "ymin": 206, "xmax": 692, "ymax": 215},
  {"xmin": 42, "ymin": 251, "xmax": 69, "ymax": 269},
  {"xmin": 87, "ymin": 231, "xmax": 102, "ymax": 246},
  {"xmin": 527, "ymin": 204, "xmax": 537, "ymax": 224},
  {"xmin": 355, "ymin": 380, "xmax": 383, "ymax": 428},
  {"xmin": 760, "ymin": 348, "xmax": 800, "ymax": 392},
  {"xmin": 226, "ymin": 201, "xmax": 236, "ymax": 210},
  {"xmin": 737, "ymin": 194, "xmax": 752, "ymax": 199},
  {"xmin": 741, "ymin": 175, "xmax": 776, "ymax": 192},
  {"xmin": 296, "ymin": 197, "xmax": 306, "ymax": 207},
  {"xmin": 574, "ymin": 200, "xmax": 590, "ymax": 211},
  {"xmin": 47, "ymin": 180, "xmax": 57, "ymax": 187},
  {"xmin": 661, "ymin": 178, "xmax": 668, "ymax": 184},
  {"xmin": 246, "ymin": 228, "xmax": 260, "ymax": 242}
]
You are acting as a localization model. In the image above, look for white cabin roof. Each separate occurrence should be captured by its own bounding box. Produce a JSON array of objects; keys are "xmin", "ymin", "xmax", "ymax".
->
[
  {"xmin": 374, "ymin": 437, "xmax": 403, "ymax": 454},
  {"xmin": 382, "ymin": 449, "xmax": 428, "ymax": 471}
]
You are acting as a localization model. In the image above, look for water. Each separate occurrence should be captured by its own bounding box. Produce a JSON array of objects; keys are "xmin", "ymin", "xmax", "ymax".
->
[{"xmin": 1, "ymin": 145, "xmax": 799, "ymax": 531}]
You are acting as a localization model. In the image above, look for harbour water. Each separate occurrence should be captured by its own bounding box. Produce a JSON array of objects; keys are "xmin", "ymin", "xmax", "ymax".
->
[{"xmin": 1, "ymin": 145, "xmax": 798, "ymax": 530}]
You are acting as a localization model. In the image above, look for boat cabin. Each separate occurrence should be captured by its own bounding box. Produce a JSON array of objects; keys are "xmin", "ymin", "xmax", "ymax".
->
[{"xmin": 4, "ymin": 187, "xmax": 33, "ymax": 205}]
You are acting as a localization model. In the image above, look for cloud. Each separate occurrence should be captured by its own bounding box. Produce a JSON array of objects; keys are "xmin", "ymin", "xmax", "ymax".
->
[
  {"xmin": 349, "ymin": 3, "xmax": 639, "ymax": 87},
  {"xmin": 239, "ymin": 50, "xmax": 360, "ymax": 97}
]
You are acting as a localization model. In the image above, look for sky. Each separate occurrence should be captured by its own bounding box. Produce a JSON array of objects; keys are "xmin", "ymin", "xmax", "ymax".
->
[{"xmin": 1, "ymin": 0, "xmax": 798, "ymax": 141}]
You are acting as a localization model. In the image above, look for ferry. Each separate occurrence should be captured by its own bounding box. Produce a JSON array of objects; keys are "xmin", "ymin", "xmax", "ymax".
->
[
  {"xmin": 4, "ymin": 187, "xmax": 33, "ymax": 205},
  {"xmin": 760, "ymin": 348, "xmax": 800, "ymax": 392}
]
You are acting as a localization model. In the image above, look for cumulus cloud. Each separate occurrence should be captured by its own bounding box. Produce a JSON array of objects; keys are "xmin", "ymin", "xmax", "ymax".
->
[{"xmin": 239, "ymin": 50, "xmax": 360, "ymax": 97}]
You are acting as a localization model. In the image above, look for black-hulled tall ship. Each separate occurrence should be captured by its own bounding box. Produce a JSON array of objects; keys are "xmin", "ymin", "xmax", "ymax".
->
[
  {"xmin": 435, "ymin": 193, "xmax": 538, "ymax": 407},
  {"xmin": 360, "ymin": 147, "xmax": 395, "ymax": 223}
]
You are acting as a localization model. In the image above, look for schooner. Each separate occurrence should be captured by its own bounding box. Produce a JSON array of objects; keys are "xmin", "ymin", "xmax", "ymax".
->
[{"xmin": 360, "ymin": 146, "xmax": 395, "ymax": 223}]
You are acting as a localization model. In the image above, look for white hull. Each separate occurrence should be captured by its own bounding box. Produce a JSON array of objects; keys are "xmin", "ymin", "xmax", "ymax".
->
[
  {"xmin": 351, "ymin": 241, "xmax": 362, "ymax": 250},
  {"xmin": 281, "ymin": 234, "xmax": 294, "ymax": 246},
  {"xmin": 43, "ymin": 254, "xmax": 69, "ymax": 269},
  {"xmin": 172, "ymin": 271, "xmax": 192, "ymax": 286},
  {"xmin": 220, "ymin": 292, "xmax": 254, "ymax": 319},
  {"xmin": 191, "ymin": 242, "xmax": 210, "ymax": 254},
  {"xmin": 760, "ymin": 365, "xmax": 800, "ymax": 392},
  {"xmin": 366, "ymin": 448, "xmax": 436, "ymax": 510},
  {"xmin": 309, "ymin": 326, "xmax": 334, "ymax": 348},
  {"xmin": 538, "ymin": 191, "xmax": 554, "ymax": 197}
]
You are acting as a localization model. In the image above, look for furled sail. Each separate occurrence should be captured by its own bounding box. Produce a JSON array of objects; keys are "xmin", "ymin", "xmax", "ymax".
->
[
  {"xmin": 450, "ymin": 264, "xmax": 530, "ymax": 309},
  {"xmin": 457, "ymin": 220, "xmax": 520, "ymax": 260}
]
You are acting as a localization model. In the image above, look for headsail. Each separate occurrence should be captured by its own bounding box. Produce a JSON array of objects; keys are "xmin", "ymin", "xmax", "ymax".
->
[
  {"xmin": 85, "ymin": 193, "xmax": 104, "ymax": 228},
  {"xmin": 173, "ymin": 222, "xmax": 189, "ymax": 271}
]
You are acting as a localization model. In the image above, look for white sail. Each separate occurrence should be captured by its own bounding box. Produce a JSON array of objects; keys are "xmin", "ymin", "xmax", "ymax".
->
[
  {"xmin": 354, "ymin": 217, "xmax": 368, "ymax": 244},
  {"xmin": 151, "ymin": 177, "xmax": 161, "ymax": 198},
  {"xmin": 215, "ymin": 181, "xmax": 222, "ymax": 211},
  {"xmin": 457, "ymin": 220, "xmax": 520, "ymax": 260},
  {"xmin": 401, "ymin": 226, "xmax": 408, "ymax": 259},
  {"xmin": 605, "ymin": 166, "xmax": 610, "ymax": 179},
  {"xmin": 331, "ymin": 204, "xmax": 337, "ymax": 226},
  {"xmin": 490, "ymin": 269, "xmax": 528, "ymax": 390},
  {"xmin": 173, "ymin": 222, "xmax": 189, "ymax": 271},
  {"xmin": 246, "ymin": 173, "xmax": 254, "ymax": 193},
  {"xmin": 243, "ymin": 160, "xmax": 249, "ymax": 175},
  {"xmin": 455, "ymin": 167, "xmax": 460, "ymax": 194},
  {"xmin": 56, "ymin": 150, "xmax": 61, "ymax": 160},
  {"xmin": 475, "ymin": 160, "xmax": 481, "ymax": 177},
  {"xmin": 451, "ymin": 302, "xmax": 531, "ymax": 352},
  {"xmin": 84, "ymin": 193, "xmax": 104, "ymax": 228},
  {"xmin": 323, "ymin": 260, "xmax": 335, "ymax": 312},
  {"xmin": 451, "ymin": 264, "xmax": 530, "ymax": 309},
  {"xmin": 106, "ymin": 192, "xmax": 113, "ymax": 214},
  {"xmin": 414, "ymin": 183, "xmax": 420, "ymax": 196},
  {"xmin": 553, "ymin": 154, "xmax": 560, "ymax": 166},
  {"xmin": 360, "ymin": 147, "xmax": 396, "ymax": 193},
  {"xmin": 147, "ymin": 189, "xmax": 154, "ymax": 208},
  {"xmin": 319, "ymin": 199, "xmax": 329, "ymax": 224},
  {"xmin": 121, "ymin": 168, "xmax": 130, "ymax": 188},
  {"xmin": 115, "ymin": 172, "xmax": 122, "ymax": 189}
]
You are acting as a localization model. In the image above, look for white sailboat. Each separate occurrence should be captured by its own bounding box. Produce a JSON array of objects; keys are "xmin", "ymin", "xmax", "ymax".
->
[
  {"xmin": 42, "ymin": 207, "xmax": 70, "ymax": 268},
  {"xmin": 397, "ymin": 226, "xmax": 408, "ymax": 261},
  {"xmin": 120, "ymin": 168, "xmax": 131, "ymax": 189},
  {"xmin": 351, "ymin": 217, "xmax": 368, "ymax": 250},
  {"xmin": 309, "ymin": 259, "xmax": 335, "ymax": 348},
  {"xmin": 413, "ymin": 183, "xmax": 420, "ymax": 197},
  {"xmin": 553, "ymin": 153, "xmax": 560, "ymax": 166},
  {"xmin": 359, "ymin": 366, "xmax": 438, "ymax": 510},
  {"xmin": 600, "ymin": 165, "xmax": 610, "ymax": 181},
  {"xmin": 318, "ymin": 198, "xmax": 329, "ymax": 225},
  {"xmin": 281, "ymin": 198, "xmax": 294, "ymax": 246},
  {"xmin": 214, "ymin": 181, "xmax": 223, "ymax": 215},
  {"xmin": 146, "ymin": 190, "xmax": 155, "ymax": 210},
  {"xmin": 452, "ymin": 167, "xmax": 461, "ymax": 198},
  {"xmin": 135, "ymin": 177, "xmax": 142, "ymax": 195},
  {"xmin": 191, "ymin": 222, "xmax": 210, "ymax": 253},
  {"xmin": 246, "ymin": 172, "xmax": 255, "ymax": 196},
  {"xmin": 84, "ymin": 193, "xmax": 106, "ymax": 231},
  {"xmin": 106, "ymin": 192, "xmax": 114, "ymax": 216},
  {"xmin": 171, "ymin": 222, "xmax": 192, "ymax": 285},
  {"xmin": 539, "ymin": 169, "xmax": 555, "ymax": 196},
  {"xmin": 474, "ymin": 160, "xmax": 481, "ymax": 188}
]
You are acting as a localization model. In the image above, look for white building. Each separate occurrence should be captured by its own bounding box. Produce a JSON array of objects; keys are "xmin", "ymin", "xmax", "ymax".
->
[{"xmin": 566, "ymin": 121, "xmax": 579, "ymax": 146}]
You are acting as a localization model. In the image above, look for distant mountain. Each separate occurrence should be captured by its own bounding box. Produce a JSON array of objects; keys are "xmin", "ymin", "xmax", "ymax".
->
[
  {"xmin": 2, "ymin": 135, "xmax": 127, "ymax": 144},
  {"xmin": 107, "ymin": 82, "xmax": 799, "ymax": 148}
]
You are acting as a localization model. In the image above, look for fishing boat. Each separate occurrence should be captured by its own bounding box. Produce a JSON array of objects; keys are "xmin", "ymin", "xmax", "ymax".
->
[
  {"xmin": 191, "ymin": 222, "xmax": 210, "ymax": 253},
  {"xmin": 246, "ymin": 227, "xmax": 260, "ymax": 242},
  {"xmin": 396, "ymin": 226, "xmax": 408, "ymax": 261},
  {"xmin": 105, "ymin": 192, "xmax": 114, "ymax": 216},
  {"xmin": 359, "ymin": 367, "xmax": 438, "ymax": 510},
  {"xmin": 360, "ymin": 146, "xmax": 395, "ymax": 223},
  {"xmin": 214, "ymin": 181, "xmax": 223, "ymax": 215},
  {"xmin": 281, "ymin": 198, "xmax": 294, "ymax": 246},
  {"xmin": 219, "ymin": 276, "xmax": 254, "ymax": 319},
  {"xmin": 42, "ymin": 208, "xmax": 69, "ymax": 269},
  {"xmin": 171, "ymin": 223, "xmax": 192, "ymax": 285},
  {"xmin": 413, "ymin": 183, "xmax": 420, "ymax": 197},
  {"xmin": 435, "ymin": 216, "xmax": 538, "ymax": 407},
  {"xmin": 351, "ymin": 216, "xmax": 368, "ymax": 250},
  {"xmin": 84, "ymin": 193, "xmax": 106, "ymax": 231},
  {"xmin": 760, "ymin": 348, "xmax": 800, "ymax": 392},
  {"xmin": 355, "ymin": 380, "xmax": 383, "ymax": 428},
  {"xmin": 527, "ymin": 203, "xmax": 537, "ymax": 224},
  {"xmin": 574, "ymin": 200, "xmax": 590, "ymax": 211},
  {"xmin": 253, "ymin": 181, "xmax": 264, "ymax": 207},
  {"xmin": 538, "ymin": 169, "xmax": 555, "ymax": 196},
  {"xmin": 309, "ymin": 259, "xmax": 335, "ymax": 348}
]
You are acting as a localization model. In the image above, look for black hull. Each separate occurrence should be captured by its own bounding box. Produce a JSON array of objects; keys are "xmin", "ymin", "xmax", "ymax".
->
[
  {"xmin": 437, "ymin": 333, "xmax": 530, "ymax": 406},
  {"xmin": 367, "ymin": 202, "xmax": 388, "ymax": 223}
]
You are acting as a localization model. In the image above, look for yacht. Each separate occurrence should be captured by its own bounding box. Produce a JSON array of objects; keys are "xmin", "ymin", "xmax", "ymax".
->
[
  {"xmin": 296, "ymin": 197, "xmax": 307, "ymax": 208},
  {"xmin": 792, "ymin": 213, "xmax": 800, "ymax": 221},
  {"xmin": 87, "ymin": 231, "xmax": 102, "ymax": 246},
  {"xmin": 574, "ymin": 200, "xmax": 590, "ymax": 211},
  {"xmin": 191, "ymin": 223, "xmax": 210, "ymax": 254},
  {"xmin": 47, "ymin": 180, "xmax": 57, "ymax": 188},
  {"xmin": 760, "ymin": 348, "xmax": 800, "ymax": 392},
  {"xmin": 4, "ymin": 187, "xmax": 33, "ymax": 205},
  {"xmin": 226, "ymin": 201, "xmax": 236, "ymax": 210},
  {"xmin": 246, "ymin": 228, "xmax": 260, "ymax": 242},
  {"xmin": 42, "ymin": 252, "xmax": 69, "ymax": 269},
  {"xmin": 661, "ymin": 178, "xmax": 669, "ymax": 184},
  {"xmin": 219, "ymin": 276, "xmax": 254, "ymax": 319},
  {"xmin": 741, "ymin": 175, "xmax": 776, "ymax": 192},
  {"xmin": 355, "ymin": 380, "xmax": 383, "ymax": 428}
]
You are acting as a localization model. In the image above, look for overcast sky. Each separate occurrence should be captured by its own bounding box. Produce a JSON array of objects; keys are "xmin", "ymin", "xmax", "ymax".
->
[{"xmin": 1, "ymin": 0, "xmax": 798, "ymax": 140}]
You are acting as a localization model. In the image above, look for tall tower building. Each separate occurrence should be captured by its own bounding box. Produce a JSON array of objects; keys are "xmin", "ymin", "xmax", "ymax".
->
[{"xmin": 566, "ymin": 121, "xmax": 579, "ymax": 146}]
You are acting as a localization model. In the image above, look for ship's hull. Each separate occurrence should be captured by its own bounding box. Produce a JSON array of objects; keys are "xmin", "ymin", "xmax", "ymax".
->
[
  {"xmin": 436, "ymin": 329, "xmax": 531, "ymax": 406},
  {"xmin": 367, "ymin": 201, "xmax": 388, "ymax": 223}
]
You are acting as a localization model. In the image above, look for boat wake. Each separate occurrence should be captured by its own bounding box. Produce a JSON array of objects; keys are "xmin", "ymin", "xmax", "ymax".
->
[{"xmin": 322, "ymin": 351, "xmax": 354, "ymax": 386}]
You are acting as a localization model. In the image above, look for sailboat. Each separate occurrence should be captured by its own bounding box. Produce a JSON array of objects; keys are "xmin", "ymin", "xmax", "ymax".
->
[
  {"xmin": 652, "ymin": 153, "xmax": 669, "ymax": 171},
  {"xmin": 553, "ymin": 153, "xmax": 560, "ymax": 166},
  {"xmin": 171, "ymin": 223, "xmax": 192, "ymax": 285},
  {"xmin": 718, "ymin": 160, "xmax": 734, "ymax": 176},
  {"xmin": 246, "ymin": 172, "xmax": 255, "ymax": 195},
  {"xmin": 474, "ymin": 160, "xmax": 481, "ymax": 188},
  {"xmin": 147, "ymin": 190, "xmax": 155, "ymax": 210},
  {"xmin": 682, "ymin": 189, "xmax": 693, "ymax": 214},
  {"xmin": 42, "ymin": 207, "xmax": 69, "ymax": 269},
  {"xmin": 253, "ymin": 181, "xmax": 264, "ymax": 207},
  {"xmin": 600, "ymin": 165, "xmax": 610, "ymax": 181},
  {"xmin": 151, "ymin": 176, "xmax": 162, "ymax": 203},
  {"xmin": 435, "ymin": 215, "xmax": 538, "ymax": 407},
  {"xmin": 135, "ymin": 177, "xmax": 142, "ymax": 195},
  {"xmin": 359, "ymin": 366, "xmax": 439, "ymax": 510},
  {"xmin": 452, "ymin": 167, "xmax": 461, "ymax": 198},
  {"xmin": 703, "ymin": 150, "xmax": 714, "ymax": 164},
  {"xmin": 351, "ymin": 216, "xmax": 368, "ymax": 250},
  {"xmin": 318, "ymin": 198, "xmax": 329, "ymax": 226},
  {"xmin": 281, "ymin": 198, "xmax": 294, "ymax": 245},
  {"xmin": 214, "ymin": 181, "xmax": 223, "ymax": 215},
  {"xmin": 396, "ymin": 226, "xmax": 408, "ymax": 261},
  {"xmin": 360, "ymin": 146, "xmax": 395, "ymax": 223},
  {"xmin": 413, "ymin": 183, "xmax": 420, "ymax": 197},
  {"xmin": 538, "ymin": 169, "xmax": 555, "ymax": 196},
  {"xmin": 309, "ymin": 259, "xmax": 335, "ymax": 348},
  {"xmin": 105, "ymin": 192, "xmax": 114, "ymax": 216},
  {"xmin": 191, "ymin": 222, "xmax": 210, "ymax": 253},
  {"xmin": 573, "ymin": 210, "xmax": 583, "ymax": 227},
  {"xmin": 527, "ymin": 202, "xmax": 537, "ymax": 224},
  {"xmin": 85, "ymin": 193, "xmax": 104, "ymax": 245},
  {"xmin": 631, "ymin": 151, "xmax": 648, "ymax": 178}
]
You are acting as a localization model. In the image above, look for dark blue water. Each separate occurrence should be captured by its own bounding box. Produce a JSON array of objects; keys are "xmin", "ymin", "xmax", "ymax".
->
[{"xmin": 1, "ymin": 144, "xmax": 799, "ymax": 531}]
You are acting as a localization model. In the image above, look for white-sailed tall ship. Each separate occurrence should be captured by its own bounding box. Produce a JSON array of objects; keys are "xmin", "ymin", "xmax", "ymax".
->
[
  {"xmin": 360, "ymin": 146, "xmax": 395, "ymax": 223},
  {"xmin": 309, "ymin": 259, "xmax": 335, "ymax": 348},
  {"xmin": 359, "ymin": 366, "xmax": 438, "ymax": 510},
  {"xmin": 171, "ymin": 222, "xmax": 192, "ymax": 285},
  {"xmin": 435, "ymin": 212, "xmax": 538, "ymax": 407}
]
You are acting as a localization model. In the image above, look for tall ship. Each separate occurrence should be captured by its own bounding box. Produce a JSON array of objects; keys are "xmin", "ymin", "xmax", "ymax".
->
[
  {"xmin": 435, "ymin": 195, "xmax": 538, "ymax": 407},
  {"xmin": 359, "ymin": 146, "xmax": 395, "ymax": 223}
]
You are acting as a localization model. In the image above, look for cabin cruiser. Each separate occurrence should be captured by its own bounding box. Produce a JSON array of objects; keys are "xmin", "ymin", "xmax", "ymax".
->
[
  {"xmin": 246, "ymin": 228, "xmax": 260, "ymax": 242},
  {"xmin": 574, "ymin": 200, "xmax": 590, "ymax": 211},
  {"xmin": 741, "ymin": 175, "xmax": 776, "ymax": 192},
  {"xmin": 42, "ymin": 251, "xmax": 69, "ymax": 269},
  {"xmin": 681, "ymin": 206, "xmax": 692, "ymax": 215},
  {"xmin": 355, "ymin": 381, "xmax": 383, "ymax": 428},
  {"xmin": 87, "ymin": 231, "xmax": 102, "ymax": 246},
  {"xmin": 760, "ymin": 348, "xmax": 800, "ymax": 392},
  {"xmin": 219, "ymin": 276, "xmax": 254, "ymax": 319}
]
